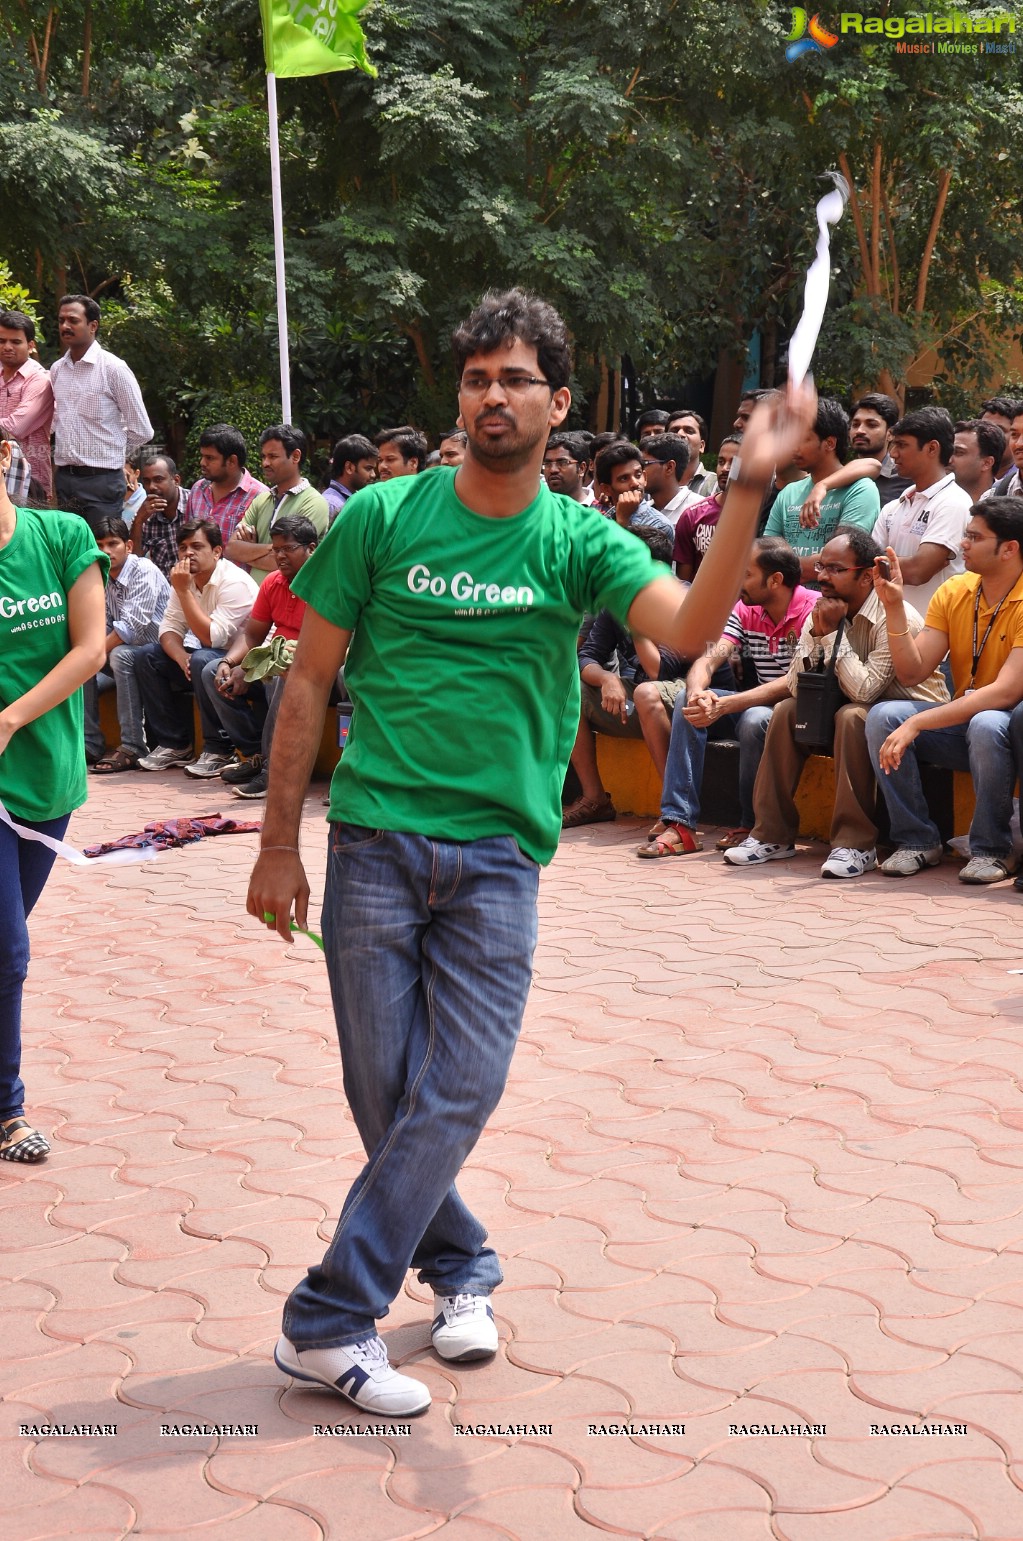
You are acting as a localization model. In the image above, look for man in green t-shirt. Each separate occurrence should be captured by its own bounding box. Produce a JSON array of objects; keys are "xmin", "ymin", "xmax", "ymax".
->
[
  {"xmin": 763, "ymin": 397, "xmax": 880, "ymax": 586},
  {"xmin": 247, "ymin": 289, "xmax": 815, "ymax": 1418},
  {"xmin": 225, "ymin": 423, "xmax": 328, "ymax": 573}
]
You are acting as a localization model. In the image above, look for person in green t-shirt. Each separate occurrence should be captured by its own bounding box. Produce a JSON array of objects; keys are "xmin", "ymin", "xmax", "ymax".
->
[
  {"xmin": 763, "ymin": 397, "xmax": 880, "ymax": 587},
  {"xmin": 0, "ymin": 431, "xmax": 108, "ymax": 1165},
  {"xmin": 224, "ymin": 423, "xmax": 329, "ymax": 573},
  {"xmin": 247, "ymin": 288, "xmax": 817, "ymax": 1419}
]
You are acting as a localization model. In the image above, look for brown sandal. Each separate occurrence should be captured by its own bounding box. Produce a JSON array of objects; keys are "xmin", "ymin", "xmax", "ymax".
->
[
  {"xmin": 636, "ymin": 822, "xmax": 703, "ymax": 858},
  {"xmin": 91, "ymin": 747, "xmax": 141, "ymax": 774},
  {"xmin": 562, "ymin": 794, "xmax": 616, "ymax": 829}
]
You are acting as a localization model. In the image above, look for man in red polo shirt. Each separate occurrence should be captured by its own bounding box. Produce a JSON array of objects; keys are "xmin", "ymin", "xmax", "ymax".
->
[{"xmin": 211, "ymin": 514, "xmax": 317, "ymax": 799}]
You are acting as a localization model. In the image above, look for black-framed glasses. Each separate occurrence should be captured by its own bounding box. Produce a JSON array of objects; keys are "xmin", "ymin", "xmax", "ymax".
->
[
  {"xmin": 459, "ymin": 373, "xmax": 551, "ymax": 395},
  {"xmin": 813, "ymin": 562, "xmax": 870, "ymax": 575}
]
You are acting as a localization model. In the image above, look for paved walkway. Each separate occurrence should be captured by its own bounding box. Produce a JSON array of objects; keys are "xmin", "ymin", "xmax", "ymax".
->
[{"xmin": 4, "ymin": 772, "xmax": 1023, "ymax": 1540}]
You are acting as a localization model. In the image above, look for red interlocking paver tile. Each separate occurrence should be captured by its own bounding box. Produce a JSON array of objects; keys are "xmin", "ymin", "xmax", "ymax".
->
[{"xmin": 8, "ymin": 785, "xmax": 1023, "ymax": 1536}]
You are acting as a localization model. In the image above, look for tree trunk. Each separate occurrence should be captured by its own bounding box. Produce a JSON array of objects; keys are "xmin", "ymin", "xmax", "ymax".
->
[
  {"xmin": 404, "ymin": 321, "xmax": 437, "ymax": 392},
  {"xmin": 82, "ymin": 2, "xmax": 93, "ymax": 98}
]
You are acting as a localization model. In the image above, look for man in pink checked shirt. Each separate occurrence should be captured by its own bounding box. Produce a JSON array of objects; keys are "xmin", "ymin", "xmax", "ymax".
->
[{"xmin": 0, "ymin": 311, "xmax": 53, "ymax": 501}]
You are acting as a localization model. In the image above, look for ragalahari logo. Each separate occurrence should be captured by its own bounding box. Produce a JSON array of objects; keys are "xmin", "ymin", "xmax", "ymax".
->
[{"xmin": 785, "ymin": 8, "xmax": 840, "ymax": 59}]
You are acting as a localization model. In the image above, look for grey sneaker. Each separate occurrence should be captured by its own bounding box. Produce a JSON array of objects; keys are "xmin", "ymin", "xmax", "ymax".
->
[
  {"xmin": 880, "ymin": 847, "xmax": 943, "ymax": 877},
  {"xmin": 821, "ymin": 847, "xmax": 877, "ymax": 879},
  {"xmin": 959, "ymin": 853, "xmax": 1018, "ymax": 884},
  {"xmin": 723, "ymin": 837, "xmax": 796, "ymax": 866},
  {"xmin": 232, "ymin": 769, "xmax": 268, "ymax": 800},
  {"xmin": 137, "ymin": 745, "xmax": 193, "ymax": 772},
  {"xmin": 274, "ymin": 1333, "xmax": 430, "ymax": 1415},
  {"xmin": 184, "ymin": 750, "xmax": 233, "ymax": 779}
]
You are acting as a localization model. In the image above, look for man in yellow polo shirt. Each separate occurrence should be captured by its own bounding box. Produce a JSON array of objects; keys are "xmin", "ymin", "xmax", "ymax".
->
[{"xmin": 866, "ymin": 497, "xmax": 1023, "ymax": 883}]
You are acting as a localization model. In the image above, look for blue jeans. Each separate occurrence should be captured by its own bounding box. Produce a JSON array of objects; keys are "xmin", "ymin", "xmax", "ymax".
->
[
  {"xmin": 137, "ymin": 643, "xmax": 226, "ymax": 750},
  {"xmin": 83, "ymin": 644, "xmax": 150, "ymax": 759},
  {"xmin": 284, "ymin": 824, "xmax": 540, "ymax": 1348},
  {"xmin": 0, "ymin": 812, "xmax": 71, "ymax": 1120},
  {"xmin": 660, "ymin": 688, "xmax": 774, "ymax": 830},
  {"xmin": 866, "ymin": 699, "xmax": 1023, "ymax": 856},
  {"xmin": 199, "ymin": 657, "xmax": 268, "ymax": 757}
]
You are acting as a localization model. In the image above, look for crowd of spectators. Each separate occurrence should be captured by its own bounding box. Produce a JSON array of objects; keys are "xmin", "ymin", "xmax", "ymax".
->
[{"xmin": 4, "ymin": 293, "xmax": 1023, "ymax": 880}]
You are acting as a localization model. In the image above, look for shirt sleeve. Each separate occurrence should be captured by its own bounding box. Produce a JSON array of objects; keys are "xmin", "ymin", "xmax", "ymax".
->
[
  {"xmin": 924, "ymin": 581, "xmax": 955, "ymax": 635},
  {"xmin": 837, "ymin": 477, "xmax": 882, "ymax": 531},
  {"xmin": 820, "ymin": 605, "xmax": 925, "ymax": 703},
  {"xmin": 208, "ymin": 567, "xmax": 258, "ymax": 651},
  {"xmin": 672, "ymin": 511, "xmax": 695, "ymax": 569},
  {"xmin": 55, "ymin": 516, "xmax": 110, "ymax": 591},
  {"xmin": 578, "ymin": 610, "xmax": 623, "ymax": 671},
  {"xmin": 722, "ymin": 606, "xmax": 745, "ymax": 646},
  {"xmin": 871, "ymin": 503, "xmax": 893, "ymax": 547},
  {"xmin": 112, "ymin": 566, "xmax": 169, "ymax": 645},
  {"xmin": 565, "ymin": 512, "xmax": 667, "ymax": 627},
  {"xmin": 109, "ymin": 359, "xmax": 153, "ymax": 455},
  {"xmin": 919, "ymin": 493, "xmax": 970, "ymax": 558},
  {"xmin": 159, "ymin": 590, "xmax": 187, "ymax": 640},
  {"xmin": 0, "ymin": 370, "xmax": 54, "ymax": 441},
  {"xmin": 250, "ymin": 577, "xmax": 274, "ymax": 626}
]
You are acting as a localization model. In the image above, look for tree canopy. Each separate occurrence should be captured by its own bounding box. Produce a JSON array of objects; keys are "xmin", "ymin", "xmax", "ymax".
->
[{"xmin": 2, "ymin": 0, "xmax": 1022, "ymax": 452}]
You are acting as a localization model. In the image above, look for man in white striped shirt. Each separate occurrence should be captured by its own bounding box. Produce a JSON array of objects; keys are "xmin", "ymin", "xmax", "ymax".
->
[
  {"xmin": 50, "ymin": 294, "xmax": 153, "ymax": 530},
  {"xmin": 83, "ymin": 516, "xmax": 171, "ymax": 771}
]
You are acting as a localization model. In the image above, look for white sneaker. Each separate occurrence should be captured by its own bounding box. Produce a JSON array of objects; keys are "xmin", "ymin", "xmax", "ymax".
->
[
  {"xmin": 723, "ymin": 837, "xmax": 796, "ymax": 866},
  {"xmin": 431, "ymin": 1293, "xmax": 498, "ymax": 1362},
  {"xmin": 959, "ymin": 853, "xmax": 1018, "ymax": 884},
  {"xmin": 880, "ymin": 847, "xmax": 942, "ymax": 877},
  {"xmin": 274, "ymin": 1333, "xmax": 430, "ymax": 1416},
  {"xmin": 821, "ymin": 847, "xmax": 877, "ymax": 879},
  {"xmin": 184, "ymin": 750, "xmax": 233, "ymax": 779},
  {"xmin": 137, "ymin": 745, "xmax": 193, "ymax": 772}
]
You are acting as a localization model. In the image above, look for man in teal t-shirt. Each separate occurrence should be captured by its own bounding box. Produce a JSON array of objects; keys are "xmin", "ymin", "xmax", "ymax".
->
[
  {"xmin": 247, "ymin": 289, "xmax": 814, "ymax": 1419},
  {"xmin": 764, "ymin": 397, "xmax": 880, "ymax": 587}
]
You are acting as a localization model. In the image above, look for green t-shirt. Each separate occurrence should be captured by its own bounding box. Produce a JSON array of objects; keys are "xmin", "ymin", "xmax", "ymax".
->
[
  {"xmin": 0, "ymin": 508, "xmax": 109, "ymax": 821},
  {"xmin": 292, "ymin": 470, "xmax": 665, "ymax": 864},
  {"xmin": 764, "ymin": 475, "xmax": 880, "ymax": 561},
  {"xmin": 240, "ymin": 484, "xmax": 329, "ymax": 542}
]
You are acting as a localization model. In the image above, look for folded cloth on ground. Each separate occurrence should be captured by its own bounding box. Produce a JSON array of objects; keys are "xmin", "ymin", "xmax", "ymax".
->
[
  {"xmin": 84, "ymin": 813, "xmax": 260, "ymax": 857},
  {"xmin": 241, "ymin": 637, "xmax": 296, "ymax": 681}
]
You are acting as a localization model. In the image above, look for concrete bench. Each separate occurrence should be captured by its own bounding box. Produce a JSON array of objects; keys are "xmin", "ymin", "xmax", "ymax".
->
[{"xmin": 594, "ymin": 735, "xmax": 977, "ymax": 842}]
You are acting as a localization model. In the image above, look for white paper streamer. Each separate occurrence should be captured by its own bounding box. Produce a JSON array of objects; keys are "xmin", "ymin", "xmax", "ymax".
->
[
  {"xmin": 0, "ymin": 796, "xmax": 156, "ymax": 866},
  {"xmin": 787, "ymin": 172, "xmax": 849, "ymax": 388}
]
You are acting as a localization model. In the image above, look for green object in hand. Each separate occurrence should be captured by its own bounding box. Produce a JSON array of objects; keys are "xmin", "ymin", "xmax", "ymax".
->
[{"xmin": 262, "ymin": 911, "xmax": 324, "ymax": 951}]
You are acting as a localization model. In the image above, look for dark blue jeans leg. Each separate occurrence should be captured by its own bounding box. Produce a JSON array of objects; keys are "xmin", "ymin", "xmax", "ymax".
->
[
  {"xmin": 197, "ymin": 655, "xmax": 266, "ymax": 755},
  {"xmin": 283, "ymin": 825, "xmax": 539, "ymax": 1348},
  {"xmin": 137, "ymin": 642, "xmax": 195, "ymax": 750},
  {"xmin": 0, "ymin": 813, "xmax": 71, "ymax": 1121}
]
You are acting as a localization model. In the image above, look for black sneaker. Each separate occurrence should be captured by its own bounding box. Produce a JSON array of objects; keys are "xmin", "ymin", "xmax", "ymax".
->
[
  {"xmin": 221, "ymin": 753, "xmax": 263, "ymax": 785},
  {"xmin": 232, "ymin": 768, "xmax": 268, "ymax": 799}
]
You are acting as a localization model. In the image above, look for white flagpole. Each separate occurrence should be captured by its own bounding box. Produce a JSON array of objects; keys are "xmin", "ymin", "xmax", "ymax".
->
[{"xmin": 266, "ymin": 71, "xmax": 292, "ymax": 422}]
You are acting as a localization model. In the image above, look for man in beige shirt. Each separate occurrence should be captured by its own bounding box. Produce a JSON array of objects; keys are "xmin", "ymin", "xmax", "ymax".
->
[{"xmin": 725, "ymin": 524, "xmax": 948, "ymax": 879}]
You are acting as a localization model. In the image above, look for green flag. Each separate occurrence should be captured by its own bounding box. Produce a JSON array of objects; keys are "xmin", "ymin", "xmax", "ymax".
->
[{"xmin": 260, "ymin": 0, "xmax": 376, "ymax": 78}]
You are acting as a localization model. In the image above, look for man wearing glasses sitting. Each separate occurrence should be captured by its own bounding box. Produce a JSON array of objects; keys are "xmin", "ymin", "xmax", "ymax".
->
[{"xmin": 725, "ymin": 524, "xmax": 947, "ymax": 879}]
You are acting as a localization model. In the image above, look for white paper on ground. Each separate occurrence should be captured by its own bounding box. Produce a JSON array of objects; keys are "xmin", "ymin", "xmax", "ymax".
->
[
  {"xmin": 0, "ymin": 795, "xmax": 156, "ymax": 866},
  {"xmin": 787, "ymin": 172, "xmax": 849, "ymax": 387}
]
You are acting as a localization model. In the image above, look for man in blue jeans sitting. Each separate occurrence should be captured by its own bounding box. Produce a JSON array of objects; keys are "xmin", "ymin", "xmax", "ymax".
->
[
  {"xmin": 247, "ymin": 288, "xmax": 816, "ymax": 1417},
  {"xmin": 636, "ymin": 537, "xmax": 816, "ymax": 856},
  {"xmin": 867, "ymin": 497, "xmax": 1023, "ymax": 883}
]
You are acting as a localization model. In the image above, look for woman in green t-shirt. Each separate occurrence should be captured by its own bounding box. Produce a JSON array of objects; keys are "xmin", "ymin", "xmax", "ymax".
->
[{"xmin": 0, "ymin": 432, "xmax": 107, "ymax": 1163}]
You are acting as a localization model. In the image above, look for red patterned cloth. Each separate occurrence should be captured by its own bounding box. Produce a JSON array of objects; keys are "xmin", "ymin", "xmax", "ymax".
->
[{"xmin": 84, "ymin": 812, "xmax": 260, "ymax": 857}]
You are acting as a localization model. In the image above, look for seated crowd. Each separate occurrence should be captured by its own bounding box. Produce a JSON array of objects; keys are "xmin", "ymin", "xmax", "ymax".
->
[
  {"xmin": 5, "ymin": 292, "xmax": 1023, "ymax": 874},
  {"xmin": 558, "ymin": 390, "xmax": 1023, "ymax": 892}
]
